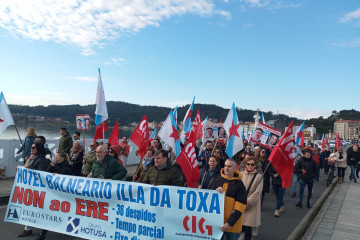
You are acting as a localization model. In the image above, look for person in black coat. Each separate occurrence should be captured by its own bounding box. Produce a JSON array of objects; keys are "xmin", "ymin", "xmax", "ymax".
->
[
  {"xmin": 295, "ymin": 149, "xmax": 318, "ymax": 208},
  {"xmin": 198, "ymin": 156, "xmax": 221, "ymax": 189},
  {"xmin": 25, "ymin": 142, "xmax": 51, "ymax": 171},
  {"xmin": 258, "ymin": 148, "xmax": 270, "ymax": 205},
  {"xmin": 35, "ymin": 151, "xmax": 73, "ymax": 240}
]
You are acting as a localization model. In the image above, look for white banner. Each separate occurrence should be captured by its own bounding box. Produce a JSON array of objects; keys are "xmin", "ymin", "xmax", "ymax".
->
[{"xmin": 5, "ymin": 167, "xmax": 224, "ymax": 240}]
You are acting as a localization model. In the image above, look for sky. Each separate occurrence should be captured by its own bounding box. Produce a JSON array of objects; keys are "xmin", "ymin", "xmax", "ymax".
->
[{"xmin": 0, "ymin": 0, "xmax": 359, "ymax": 120}]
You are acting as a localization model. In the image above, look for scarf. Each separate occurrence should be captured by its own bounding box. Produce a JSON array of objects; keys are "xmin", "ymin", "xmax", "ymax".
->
[
  {"xmin": 339, "ymin": 152, "xmax": 343, "ymax": 159},
  {"xmin": 142, "ymin": 156, "xmax": 154, "ymax": 170}
]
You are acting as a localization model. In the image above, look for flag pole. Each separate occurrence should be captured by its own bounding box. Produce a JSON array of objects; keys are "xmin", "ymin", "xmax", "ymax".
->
[
  {"xmin": 14, "ymin": 124, "xmax": 23, "ymax": 145},
  {"xmin": 83, "ymin": 129, "xmax": 86, "ymax": 154}
]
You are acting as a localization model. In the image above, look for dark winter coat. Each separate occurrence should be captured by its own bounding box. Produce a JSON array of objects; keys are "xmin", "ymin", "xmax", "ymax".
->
[
  {"xmin": 260, "ymin": 158, "xmax": 270, "ymax": 193},
  {"xmin": 70, "ymin": 150, "xmax": 84, "ymax": 176},
  {"xmin": 142, "ymin": 161, "xmax": 183, "ymax": 186},
  {"xmin": 297, "ymin": 156, "xmax": 318, "ymax": 181},
  {"xmin": 346, "ymin": 148, "xmax": 360, "ymax": 166},
  {"xmin": 91, "ymin": 155, "xmax": 127, "ymax": 180},
  {"xmin": 27, "ymin": 155, "xmax": 51, "ymax": 171},
  {"xmin": 197, "ymin": 165, "xmax": 221, "ymax": 189},
  {"xmin": 269, "ymin": 164, "xmax": 282, "ymax": 186},
  {"xmin": 47, "ymin": 161, "xmax": 73, "ymax": 175}
]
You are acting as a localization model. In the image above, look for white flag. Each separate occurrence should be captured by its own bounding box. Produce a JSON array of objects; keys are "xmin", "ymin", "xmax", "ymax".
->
[
  {"xmin": 95, "ymin": 68, "xmax": 108, "ymax": 125},
  {"xmin": 0, "ymin": 92, "xmax": 15, "ymax": 135}
]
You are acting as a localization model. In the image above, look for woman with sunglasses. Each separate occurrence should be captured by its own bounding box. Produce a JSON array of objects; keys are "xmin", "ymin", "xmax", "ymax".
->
[
  {"xmin": 198, "ymin": 155, "xmax": 221, "ymax": 189},
  {"xmin": 240, "ymin": 156, "xmax": 263, "ymax": 240},
  {"xmin": 18, "ymin": 142, "xmax": 50, "ymax": 238}
]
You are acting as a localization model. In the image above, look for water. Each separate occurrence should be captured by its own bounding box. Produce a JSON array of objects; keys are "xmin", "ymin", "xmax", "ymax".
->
[{"xmin": 0, "ymin": 123, "xmax": 134, "ymax": 140}]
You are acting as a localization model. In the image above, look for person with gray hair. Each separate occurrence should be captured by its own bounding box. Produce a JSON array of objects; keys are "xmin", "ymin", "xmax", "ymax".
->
[{"xmin": 89, "ymin": 145, "xmax": 127, "ymax": 180}]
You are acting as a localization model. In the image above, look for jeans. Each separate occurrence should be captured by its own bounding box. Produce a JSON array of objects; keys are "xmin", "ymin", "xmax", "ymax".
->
[
  {"xmin": 291, "ymin": 173, "xmax": 299, "ymax": 194},
  {"xmin": 241, "ymin": 225, "xmax": 252, "ymax": 240},
  {"xmin": 349, "ymin": 164, "xmax": 357, "ymax": 182},
  {"xmin": 221, "ymin": 232, "xmax": 241, "ymax": 240},
  {"xmin": 337, "ymin": 167, "xmax": 346, "ymax": 178},
  {"xmin": 274, "ymin": 185, "xmax": 286, "ymax": 210},
  {"xmin": 298, "ymin": 178, "xmax": 314, "ymax": 204}
]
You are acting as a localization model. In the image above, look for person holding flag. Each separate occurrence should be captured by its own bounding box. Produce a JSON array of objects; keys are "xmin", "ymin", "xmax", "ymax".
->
[
  {"xmin": 16, "ymin": 127, "xmax": 36, "ymax": 163},
  {"xmin": 295, "ymin": 149, "xmax": 319, "ymax": 208}
]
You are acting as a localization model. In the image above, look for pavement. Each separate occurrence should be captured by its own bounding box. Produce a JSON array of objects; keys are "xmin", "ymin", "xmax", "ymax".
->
[
  {"xmin": 301, "ymin": 180, "xmax": 360, "ymax": 240},
  {"xmin": 1, "ymin": 167, "xmax": 359, "ymax": 240}
]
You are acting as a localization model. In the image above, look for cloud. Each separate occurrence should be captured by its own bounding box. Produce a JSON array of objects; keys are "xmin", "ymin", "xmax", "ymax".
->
[
  {"xmin": 339, "ymin": 8, "xmax": 360, "ymax": 25},
  {"xmin": 266, "ymin": 109, "xmax": 333, "ymax": 120},
  {"xmin": 105, "ymin": 57, "xmax": 128, "ymax": 65},
  {"xmin": 6, "ymin": 93, "xmax": 91, "ymax": 106},
  {"xmin": 0, "ymin": 0, "xmax": 230, "ymax": 55},
  {"xmin": 243, "ymin": 23, "xmax": 253, "ymax": 29},
  {"xmin": 330, "ymin": 38, "xmax": 360, "ymax": 47},
  {"xmin": 70, "ymin": 76, "xmax": 98, "ymax": 82}
]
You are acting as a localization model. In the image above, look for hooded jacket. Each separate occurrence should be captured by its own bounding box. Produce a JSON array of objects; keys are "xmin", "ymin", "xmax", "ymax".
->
[
  {"xmin": 212, "ymin": 169, "xmax": 247, "ymax": 233},
  {"xmin": 297, "ymin": 156, "xmax": 318, "ymax": 181}
]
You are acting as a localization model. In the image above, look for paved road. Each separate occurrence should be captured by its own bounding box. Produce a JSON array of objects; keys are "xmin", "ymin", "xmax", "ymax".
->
[{"xmin": 0, "ymin": 171, "xmax": 330, "ymax": 240}]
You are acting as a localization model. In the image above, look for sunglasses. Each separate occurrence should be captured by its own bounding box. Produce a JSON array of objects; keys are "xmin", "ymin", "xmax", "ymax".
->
[
  {"xmin": 246, "ymin": 163, "xmax": 255, "ymax": 166},
  {"xmin": 31, "ymin": 146, "xmax": 36, "ymax": 149},
  {"xmin": 109, "ymin": 150, "xmax": 114, "ymax": 153}
]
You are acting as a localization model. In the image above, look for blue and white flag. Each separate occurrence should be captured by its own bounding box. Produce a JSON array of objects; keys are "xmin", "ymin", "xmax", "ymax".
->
[
  {"xmin": 223, "ymin": 103, "xmax": 244, "ymax": 158},
  {"xmin": 149, "ymin": 128, "xmax": 157, "ymax": 142},
  {"xmin": 0, "ymin": 92, "xmax": 15, "ymax": 135},
  {"xmin": 180, "ymin": 96, "xmax": 195, "ymax": 143},
  {"xmin": 158, "ymin": 110, "xmax": 181, "ymax": 157},
  {"xmin": 295, "ymin": 121, "xmax": 305, "ymax": 146},
  {"xmin": 261, "ymin": 112, "xmax": 265, "ymax": 124},
  {"xmin": 95, "ymin": 68, "xmax": 108, "ymax": 126}
]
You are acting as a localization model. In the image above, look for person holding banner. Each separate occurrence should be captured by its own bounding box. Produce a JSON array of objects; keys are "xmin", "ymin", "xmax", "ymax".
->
[
  {"xmin": 142, "ymin": 150, "xmax": 183, "ymax": 186},
  {"xmin": 34, "ymin": 151, "xmax": 74, "ymax": 240},
  {"xmin": 212, "ymin": 158, "xmax": 247, "ymax": 240},
  {"xmin": 133, "ymin": 148, "xmax": 155, "ymax": 183},
  {"xmin": 198, "ymin": 156, "xmax": 221, "ymax": 189},
  {"xmin": 89, "ymin": 145, "xmax": 127, "ymax": 180},
  {"xmin": 17, "ymin": 142, "xmax": 50, "ymax": 238},
  {"xmin": 240, "ymin": 156, "xmax": 263, "ymax": 240}
]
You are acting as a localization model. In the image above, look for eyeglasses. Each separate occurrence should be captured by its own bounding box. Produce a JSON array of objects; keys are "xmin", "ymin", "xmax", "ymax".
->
[
  {"xmin": 31, "ymin": 146, "xmax": 36, "ymax": 149},
  {"xmin": 246, "ymin": 163, "xmax": 255, "ymax": 166}
]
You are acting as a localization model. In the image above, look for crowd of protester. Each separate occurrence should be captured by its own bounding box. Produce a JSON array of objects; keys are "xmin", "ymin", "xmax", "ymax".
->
[{"xmin": 15, "ymin": 127, "xmax": 360, "ymax": 240}]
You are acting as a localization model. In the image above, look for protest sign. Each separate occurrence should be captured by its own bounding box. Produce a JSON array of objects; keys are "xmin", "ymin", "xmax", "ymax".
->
[
  {"xmin": 203, "ymin": 124, "xmax": 227, "ymax": 141},
  {"xmin": 76, "ymin": 114, "xmax": 90, "ymax": 130},
  {"xmin": 250, "ymin": 122, "xmax": 282, "ymax": 150},
  {"xmin": 5, "ymin": 167, "xmax": 224, "ymax": 240}
]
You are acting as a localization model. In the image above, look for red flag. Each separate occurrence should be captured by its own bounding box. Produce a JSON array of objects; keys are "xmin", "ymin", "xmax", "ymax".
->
[
  {"xmin": 219, "ymin": 117, "xmax": 223, "ymax": 123},
  {"xmin": 93, "ymin": 121, "xmax": 109, "ymax": 141},
  {"xmin": 129, "ymin": 115, "xmax": 150, "ymax": 159},
  {"xmin": 336, "ymin": 133, "xmax": 342, "ymax": 150},
  {"xmin": 268, "ymin": 121, "xmax": 294, "ymax": 188},
  {"xmin": 176, "ymin": 137, "xmax": 200, "ymax": 188},
  {"xmin": 108, "ymin": 119, "xmax": 119, "ymax": 146}
]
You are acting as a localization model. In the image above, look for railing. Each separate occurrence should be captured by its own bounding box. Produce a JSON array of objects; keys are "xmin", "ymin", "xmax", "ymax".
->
[{"xmin": 0, "ymin": 139, "xmax": 140, "ymax": 178}]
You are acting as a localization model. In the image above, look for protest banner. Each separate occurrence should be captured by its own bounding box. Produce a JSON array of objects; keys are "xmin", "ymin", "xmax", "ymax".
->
[
  {"xmin": 249, "ymin": 122, "xmax": 282, "ymax": 150},
  {"xmin": 5, "ymin": 167, "xmax": 225, "ymax": 240},
  {"xmin": 76, "ymin": 114, "xmax": 91, "ymax": 130},
  {"xmin": 203, "ymin": 124, "xmax": 227, "ymax": 142}
]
